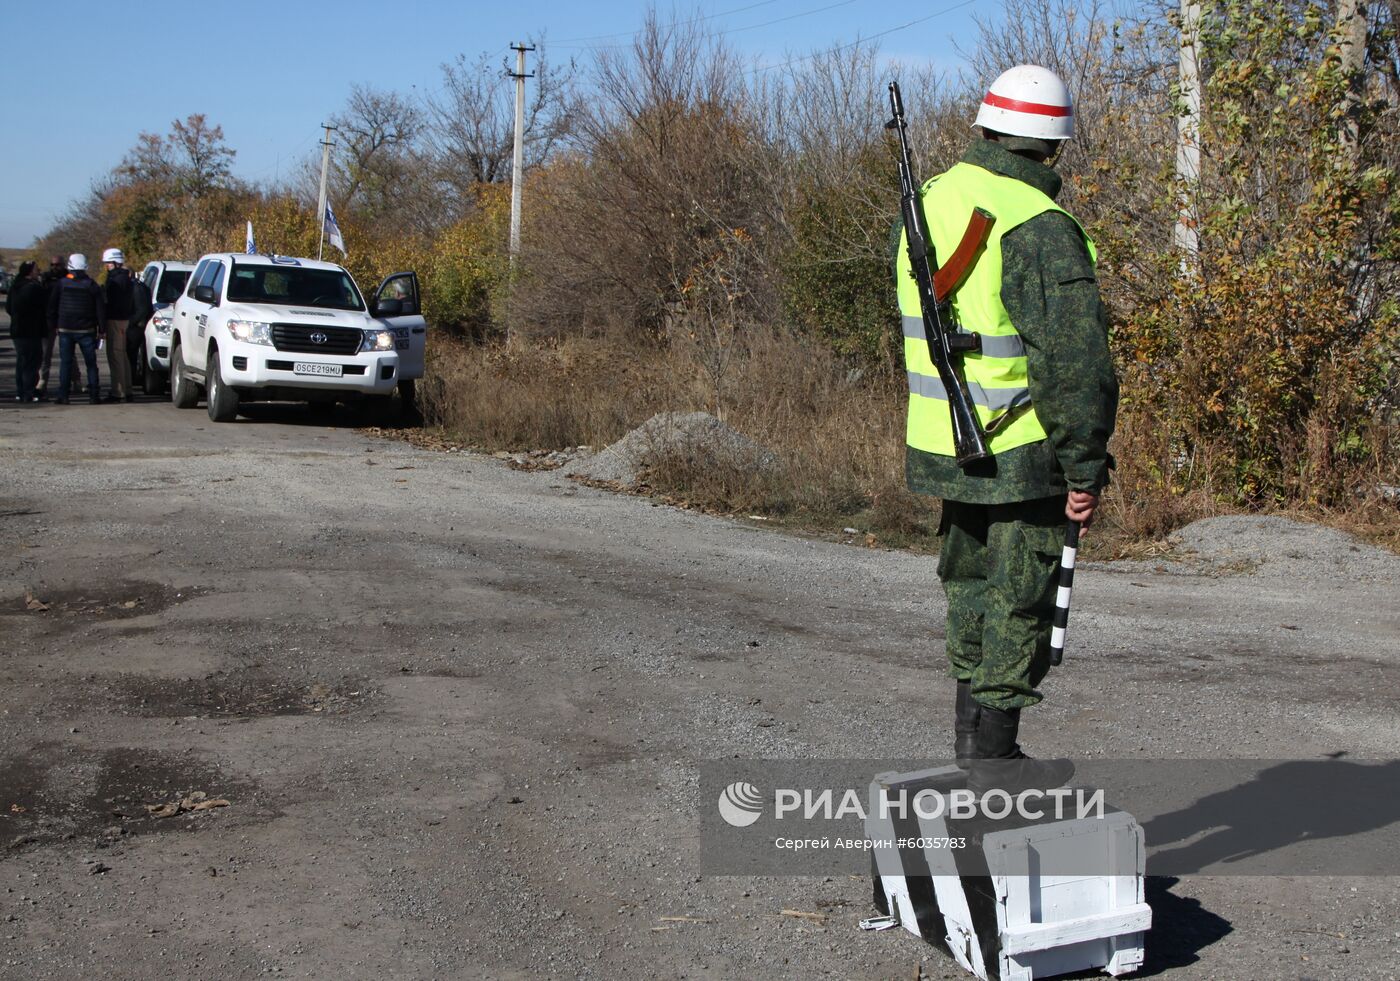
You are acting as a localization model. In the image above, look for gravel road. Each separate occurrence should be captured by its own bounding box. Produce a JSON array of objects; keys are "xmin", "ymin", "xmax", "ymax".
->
[{"xmin": 2, "ymin": 322, "xmax": 1399, "ymax": 981}]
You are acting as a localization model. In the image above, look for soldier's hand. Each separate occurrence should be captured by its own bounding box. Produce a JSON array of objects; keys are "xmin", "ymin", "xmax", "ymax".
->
[{"xmin": 1066, "ymin": 490, "xmax": 1099, "ymax": 529}]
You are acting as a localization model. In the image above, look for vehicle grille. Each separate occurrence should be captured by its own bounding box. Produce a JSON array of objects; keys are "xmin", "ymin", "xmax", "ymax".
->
[{"xmin": 270, "ymin": 323, "xmax": 362, "ymax": 355}]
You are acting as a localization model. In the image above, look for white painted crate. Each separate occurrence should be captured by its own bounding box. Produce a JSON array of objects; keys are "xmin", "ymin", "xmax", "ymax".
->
[{"xmin": 866, "ymin": 766, "xmax": 1150, "ymax": 981}]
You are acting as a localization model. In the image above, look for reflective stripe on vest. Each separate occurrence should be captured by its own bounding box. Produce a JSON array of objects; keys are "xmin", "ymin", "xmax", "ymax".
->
[
  {"xmin": 896, "ymin": 161, "xmax": 1095, "ymax": 458},
  {"xmin": 901, "ymin": 314, "xmax": 1027, "ymax": 358},
  {"xmin": 906, "ymin": 370, "xmax": 1033, "ymax": 413}
]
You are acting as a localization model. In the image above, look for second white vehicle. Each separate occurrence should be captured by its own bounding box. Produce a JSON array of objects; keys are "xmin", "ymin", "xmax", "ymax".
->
[
  {"xmin": 139, "ymin": 260, "xmax": 196, "ymax": 395},
  {"xmin": 167, "ymin": 253, "xmax": 426, "ymax": 422}
]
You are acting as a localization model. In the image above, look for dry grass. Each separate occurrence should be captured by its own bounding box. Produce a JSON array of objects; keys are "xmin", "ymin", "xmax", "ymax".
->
[
  {"xmin": 416, "ymin": 333, "xmax": 673, "ymax": 451},
  {"xmin": 416, "ymin": 332, "xmax": 1399, "ymax": 556},
  {"xmin": 419, "ymin": 329, "xmax": 938, "ymax": 545}
]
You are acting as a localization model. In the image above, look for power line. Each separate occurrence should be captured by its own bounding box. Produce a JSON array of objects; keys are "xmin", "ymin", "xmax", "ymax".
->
[
  {"xmin": 716, "ymin": 0, "xmax": 860, "ymax": 36},
  {"xmin": 750, "ymin": 0, "xmax": 978, "ymax": 74},
  {"xmin": 555, "ymin": 0, "xmax": 862, "ymax": 51},
  {"xmin": 552, "ymin": 0, "xmax": 784, "ymax": 46}
]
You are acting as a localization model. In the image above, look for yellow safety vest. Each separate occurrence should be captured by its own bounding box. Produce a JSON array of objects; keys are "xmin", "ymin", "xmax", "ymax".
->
[{"xmin": 897, "ymin": 162, "xmax": 1097, "ymax": 457}]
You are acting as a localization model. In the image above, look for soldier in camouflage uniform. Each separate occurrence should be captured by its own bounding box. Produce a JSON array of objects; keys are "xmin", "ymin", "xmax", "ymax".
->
[{"xmin": 894, "ymin": 66, "xmax": 1117, "ymax": 774}]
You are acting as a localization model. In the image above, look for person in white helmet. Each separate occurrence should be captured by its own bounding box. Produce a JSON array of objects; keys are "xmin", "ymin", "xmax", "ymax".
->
[
  {"xmin": 101, "ymin": 247, "xmax": 136, "ymax": 401},
  {"xmin": 892, "ymin": 66, "xmax": 1118, "ymax": 779},
  {"xmin": 45, "ymin": 253, "xmax": 106, "ymax": 404}
]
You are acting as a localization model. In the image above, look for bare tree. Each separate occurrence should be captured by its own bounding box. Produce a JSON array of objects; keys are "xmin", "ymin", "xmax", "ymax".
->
[
  {"xmin": 330, "ymin": 85, "xmax": 424, "ymax": 211},
  {"xmin": 513, "ymin": 10, "xmax": 782, "ymax": 339},
  {"xmin": 1336, "ymin": 0, "xmax": 1368, "ymax": 158},
  {"xmin": 425, "ymin": 39, "xmax": 576, "ymax": 212}
]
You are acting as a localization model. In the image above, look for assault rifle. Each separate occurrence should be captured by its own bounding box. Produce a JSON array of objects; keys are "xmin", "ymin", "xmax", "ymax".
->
[{"xmin": 887, "ymin": 80, "xmax": 994, "ymax": 467}]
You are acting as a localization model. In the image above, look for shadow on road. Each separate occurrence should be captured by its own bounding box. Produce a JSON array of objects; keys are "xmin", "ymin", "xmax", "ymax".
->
[
  {"xmin": 1141, "ymin": 758, "xmax": 1400, "ymax": 874},
  {"xmin": 1137, "ymin": 876, "xmax": 1234, "ymax": 977}
]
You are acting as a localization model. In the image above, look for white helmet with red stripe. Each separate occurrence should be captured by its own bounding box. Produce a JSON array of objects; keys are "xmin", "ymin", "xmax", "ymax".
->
[{"xmin": 974, "ymin": 65, "xmax": 1074, "ymax": 141}]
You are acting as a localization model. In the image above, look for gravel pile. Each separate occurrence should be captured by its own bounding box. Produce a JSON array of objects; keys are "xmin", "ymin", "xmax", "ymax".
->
[
  {"xmin": 566, "ymin": 411, "xmax": 776, "ymax": 485},
  {"xmin": 1168, "ymin": 514, "xmax": 1400, "ymax": 582}
]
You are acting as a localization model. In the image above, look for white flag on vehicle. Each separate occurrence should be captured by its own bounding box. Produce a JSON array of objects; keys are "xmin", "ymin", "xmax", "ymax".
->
[
  {"xmin": 324, "ymin": 201, "xmax": 346, "ymax": 256},
  {"xmin": 245, "ymin": 220, "xmax": 256, "ymax": 254}
]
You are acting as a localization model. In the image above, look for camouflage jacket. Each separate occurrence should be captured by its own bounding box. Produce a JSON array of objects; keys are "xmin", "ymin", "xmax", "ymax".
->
[{"xmin": 903, "ymin": 140, "xmax": 1118, "ymax": 504}]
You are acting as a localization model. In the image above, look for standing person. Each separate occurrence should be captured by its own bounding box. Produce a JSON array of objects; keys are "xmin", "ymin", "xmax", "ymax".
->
[
  {"xmin": 893, "ymin": 66, "xmax": 1117, "ymax": 780},
  {"xmin": 101, "ymin": 247, "xmax": 135, "ymax": 402},
  {"xmin": 6, "ymin": 261, "xmax": 47, "ymax": 402},
  {"xmin": 128, "ymin": 266, "xmax": 153, "ymax": 390},
  {"xmin": 36, "ymin": 255, "xmax": 67, "ymax": 399},
  {"xmin": 46, "ymin": 253, "xmax": 106, "ymax": 404}
]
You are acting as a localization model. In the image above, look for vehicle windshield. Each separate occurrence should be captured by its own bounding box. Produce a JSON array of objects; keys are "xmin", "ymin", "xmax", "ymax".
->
[
  {"xmin": 226, "ymin": 263, "xmax": 364, "ymax": 311},
  {"xmin": 156, "ymin": 271, "xmax": 190, "ymax": 303}
]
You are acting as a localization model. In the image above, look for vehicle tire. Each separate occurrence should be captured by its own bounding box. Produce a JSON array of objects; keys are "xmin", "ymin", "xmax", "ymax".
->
[
  {"xmin": 131, "ymin": 340, "xmax": 145, "ymax": 393},
  {"xmin": 170, "ymin": 346, "xmax": 200, "ymax": 409},
  {"xmin": 354, "ymin": 395, "xmax": 399, "ymax": 425},
  {"xmin": 206, "ymin": 348, "xmax": 239, "ymax": 422},
  {"xmin": 143, "ymin": 361, "xmax": 165, "ymax": 396},
  {"xmin": 396, "ymin": 379, "xmax": 423, "ymax": 425}
]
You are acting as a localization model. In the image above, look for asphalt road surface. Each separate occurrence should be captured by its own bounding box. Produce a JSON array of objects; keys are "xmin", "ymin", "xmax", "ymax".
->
[{"xmin": 2, "ymin": 318, "xmax": 1399, "ymax": 980}]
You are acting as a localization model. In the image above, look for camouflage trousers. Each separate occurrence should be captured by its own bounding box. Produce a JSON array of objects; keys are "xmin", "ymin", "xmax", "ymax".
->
[{"xmin": 936, "ymin": 495, "xmax": 1066, "ymax": 711}]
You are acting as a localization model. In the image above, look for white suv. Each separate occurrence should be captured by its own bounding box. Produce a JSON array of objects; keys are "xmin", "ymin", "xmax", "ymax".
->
[
  {"xmin": 139, "ymin": 260, "xmax": 196, "ymax": 395},
  {"xmin": 167, "ymin": 254, "xmax": 426, "ymax": 422}
]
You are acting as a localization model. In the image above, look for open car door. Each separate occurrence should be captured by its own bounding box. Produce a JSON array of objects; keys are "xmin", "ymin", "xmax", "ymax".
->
[{"xmin": 371, "ymin": 271, "xmax": 426, "ymax": 381}]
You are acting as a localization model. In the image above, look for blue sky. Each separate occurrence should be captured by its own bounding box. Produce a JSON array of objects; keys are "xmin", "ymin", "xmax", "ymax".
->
[{"xmin": 0, "ymin": 0, "xmax": 1000, "ymax": 246}]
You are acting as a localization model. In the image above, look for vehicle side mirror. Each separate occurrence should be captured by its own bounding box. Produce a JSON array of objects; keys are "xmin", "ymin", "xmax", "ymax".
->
[
  {"xmin": 374, "ymin": 297, "xmax": 403, "ymax": 317},
  {"xmin": 194, "ymin": 285, "xmax": 216, "ymax": 303}
]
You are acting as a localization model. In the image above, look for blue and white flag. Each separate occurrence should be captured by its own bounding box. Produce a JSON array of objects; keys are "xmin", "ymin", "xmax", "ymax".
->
[
  {"xmin": 324, "ymin": 200, "xmax": 346, "ymax": 256},
  {"xmin": 245, "ymin": 220, "xmax": 256, "ymax": 254}
]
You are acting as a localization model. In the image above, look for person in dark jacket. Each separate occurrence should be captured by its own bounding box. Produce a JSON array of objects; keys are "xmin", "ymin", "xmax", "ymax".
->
[
  {"xmin": 6, "ymin": 261, "xmax": 47, "ymax": 402},
  {"xmin": 128, "ymin": 270, "xmax": 153, "ymax": 389},
  {"xmin": 37, "ymin": 255, "xmax": 68, "ymax": 399},
  {"xmin": 45, "ymin": 253, "xmax": 105, "ymax": 404},
  {"xmin": 101, "ymin": 247, "xmax": 135, "ymax": 401}
]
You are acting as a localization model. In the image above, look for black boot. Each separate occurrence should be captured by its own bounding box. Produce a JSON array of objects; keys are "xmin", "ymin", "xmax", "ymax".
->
[
  {"xmin": 953, "ymin": 681, "xmax": 981, "ymax": 769},
  {"xmin": 968, "ymin": 706, "xmax": 1074, "ymax": 796}
]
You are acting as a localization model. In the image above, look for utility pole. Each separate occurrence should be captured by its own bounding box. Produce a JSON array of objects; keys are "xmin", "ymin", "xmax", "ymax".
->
[
  {"xmin": 508, "ymin": 42, "xmax": 536, "ymax": 269},
  {"xmin": 316, "ymin": 122, "xmax": 337, "ymax": 262},
  {"xmin": 1174, "ymin": 1, "xmax": 1202, "ymax": 264}
]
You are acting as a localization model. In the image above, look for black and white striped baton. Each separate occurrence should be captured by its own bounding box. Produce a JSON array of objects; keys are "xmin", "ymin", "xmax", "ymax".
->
[{"xmin": 1049, "ymin": 520, "xmax": 1081, "ymax": 666}]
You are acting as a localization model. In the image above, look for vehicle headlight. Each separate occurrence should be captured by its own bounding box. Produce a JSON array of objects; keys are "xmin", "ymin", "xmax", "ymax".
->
[
  {"xmin": 227, "ymin": 320, "xmax": 273, "ymax": 346},
  {"xmin": 362, "ymin": 329, "xmax": 394, "ymax": 352},
  {"xmin": 152, "ymin": 313, "xmax": 173, "ymax": 334}
]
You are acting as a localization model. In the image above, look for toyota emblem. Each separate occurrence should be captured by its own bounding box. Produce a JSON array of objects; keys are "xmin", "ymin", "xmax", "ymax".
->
[{"xmin": 310, "ymin": 331, "xmax": 328, "ymax": 345}]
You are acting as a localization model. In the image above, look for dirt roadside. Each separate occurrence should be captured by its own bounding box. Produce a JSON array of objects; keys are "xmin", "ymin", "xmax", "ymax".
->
[{"xmin": 1, "ymin": 321, "xmax": 1398, "ymax": 981}]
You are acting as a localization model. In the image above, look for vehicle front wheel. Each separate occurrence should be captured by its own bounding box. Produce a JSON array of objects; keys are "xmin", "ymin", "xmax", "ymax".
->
[
  {"xmin": 206, "ymin": 348, "xmax": 239, "ymax": 422},
  {"xmin": 143, "ymin": 362, "xmax": 166, "ymax": 396},
  {"xmin": 170, "ymin": 347, "xmax": 200, "ymax": 409}
]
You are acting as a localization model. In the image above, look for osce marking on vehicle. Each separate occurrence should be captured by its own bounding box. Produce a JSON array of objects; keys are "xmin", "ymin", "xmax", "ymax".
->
[
  {"xmin": 269, "ymin": 255, "xmax": 302, "ymax": 265},
  {"xmin": 392, "ymin": 327, "xmax": 410, "ymax": 350},
  {"xmin": 196, "ymin": 312, "xmax": 207, "ymax": 337}
]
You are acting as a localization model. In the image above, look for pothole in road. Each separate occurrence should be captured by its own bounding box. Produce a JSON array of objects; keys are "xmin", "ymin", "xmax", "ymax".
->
[
  {"xmin": 101, "ymin": 668, "xmax": 374, "ymax": 719},
  {"xmin": 9, "ymin": 579, "xmax": 205, "ymax": 622},
  {"xmin": 0, "ymin": 744, "xmax": 264, "ymax": 853}
]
